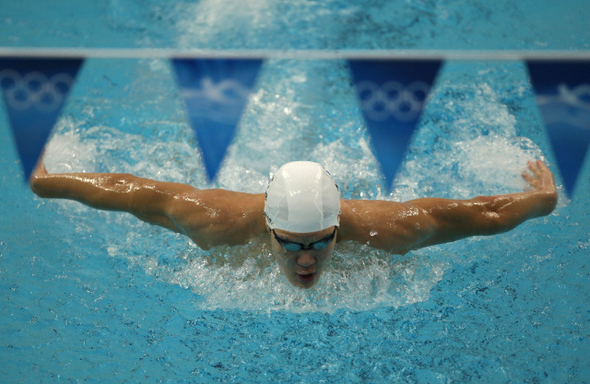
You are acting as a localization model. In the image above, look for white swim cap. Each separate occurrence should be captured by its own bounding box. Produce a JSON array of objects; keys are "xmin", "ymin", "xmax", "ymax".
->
[{"xmin": 264, "ymin": 161, "xmax": 341, "ymax": 233}]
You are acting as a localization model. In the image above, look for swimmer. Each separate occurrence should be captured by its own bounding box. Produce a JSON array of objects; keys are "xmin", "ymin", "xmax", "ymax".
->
[{"xmin": 30, "ymin": 159, "xmax": 557, "ymax": 289}]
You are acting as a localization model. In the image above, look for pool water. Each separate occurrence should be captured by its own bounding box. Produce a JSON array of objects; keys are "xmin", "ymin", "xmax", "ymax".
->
[{"xmin": 1, "ymin": 0, "xmax": 590, "ymax": 382}]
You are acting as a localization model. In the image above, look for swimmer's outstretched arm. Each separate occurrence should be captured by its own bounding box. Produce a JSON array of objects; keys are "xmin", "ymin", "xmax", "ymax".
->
[
  {"xmin": 338, "ymin": 160, "xmax": 558, "ymax": 254},
  {"xmin": 30, "ymin": 163, "xmax": 266, "ymax": 249}
]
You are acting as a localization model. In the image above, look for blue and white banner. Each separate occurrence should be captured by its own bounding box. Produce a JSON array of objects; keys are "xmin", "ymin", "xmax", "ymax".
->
[
  {"xmin": 172, "ymin": 58, "xmax": 263, "ymax": 181},
  {"xmin": 0, "ymin": 58, "xmax": 83, "ymax": 181},
  {"xmin": 348, "ymin": 60, "xmax": 441, "ymax": 191},
  {"xmin": 526, "ymin": 61, "xmax": 590, "ymax": 197}
]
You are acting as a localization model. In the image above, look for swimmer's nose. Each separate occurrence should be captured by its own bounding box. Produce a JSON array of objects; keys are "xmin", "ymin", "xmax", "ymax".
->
[{"xmin": 296, "ymin": 252, "xmax": 315, "ymax": 267}]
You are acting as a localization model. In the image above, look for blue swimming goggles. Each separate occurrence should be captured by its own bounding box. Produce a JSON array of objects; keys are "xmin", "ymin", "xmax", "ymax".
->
[{"xmin": 272, "ymin": 227, "xmax": 338, "ymax": 252}]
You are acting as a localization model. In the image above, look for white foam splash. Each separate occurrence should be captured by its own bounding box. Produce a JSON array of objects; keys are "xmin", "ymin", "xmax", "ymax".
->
[
  {"xmin": 105, "ymin": 233, "xmax": 448, "ymax": 313},
  {"xmin": 43, "ymin": 117, "xmax": 100, "ymax": 174}
]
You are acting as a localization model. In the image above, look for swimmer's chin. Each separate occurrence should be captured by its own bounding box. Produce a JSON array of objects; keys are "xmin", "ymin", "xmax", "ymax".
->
[{"xmin": 293, "ymin": 272, "xmax": 318, "ymax": 289}]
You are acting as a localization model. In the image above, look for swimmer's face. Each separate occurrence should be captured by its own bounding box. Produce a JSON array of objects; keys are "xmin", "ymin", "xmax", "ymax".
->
[{"xmin": 270, "ymin": 226, "xmax": 337, "ymax": 289}]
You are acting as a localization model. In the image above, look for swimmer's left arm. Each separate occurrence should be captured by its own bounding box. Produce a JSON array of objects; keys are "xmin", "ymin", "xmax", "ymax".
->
[{"xmin": 339, "ymin": 160, "xmax": 558, "ymax": 253}]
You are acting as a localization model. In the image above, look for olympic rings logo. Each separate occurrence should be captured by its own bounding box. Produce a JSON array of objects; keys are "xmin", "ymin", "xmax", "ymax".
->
[
  {"xmin": 0, "ymin": 69, "xmax": 74, "ymax": 113},
  {"xmin": 355, "ymin": 80, "xmax": 431, "ymax": 122}
]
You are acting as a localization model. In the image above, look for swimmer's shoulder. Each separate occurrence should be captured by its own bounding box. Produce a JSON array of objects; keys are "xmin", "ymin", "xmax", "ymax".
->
[{"xmin": 173, "ymin": 189, "xmax": 266, "ymax": 249}]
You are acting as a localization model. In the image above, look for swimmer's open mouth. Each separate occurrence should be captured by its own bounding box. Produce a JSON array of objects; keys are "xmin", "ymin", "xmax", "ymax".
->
[{"xmin": 297, "ymin": 273, "xmax": 315, "ymax": 283}]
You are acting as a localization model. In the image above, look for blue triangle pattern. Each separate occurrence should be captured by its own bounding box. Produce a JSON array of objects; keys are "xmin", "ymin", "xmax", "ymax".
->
[
  {"xmin": 172, "ymin": 58, "xmax": 263, "ymax": 182},
  {"xmin": 526, "ymin": 60, "xmax": 590, "ymax": 198},
  {"xmin": 348, "ymin": 60, "xmax": 441, "ymax": 192},
  {"xmin": 0, "ymin": 57, "xmax": 84, "ymax": 181}
]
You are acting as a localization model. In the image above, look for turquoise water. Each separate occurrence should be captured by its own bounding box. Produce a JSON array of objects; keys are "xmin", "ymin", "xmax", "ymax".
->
[{"xmin": 1, "ymin": 0, "xmax": 590, "ymax": 382}]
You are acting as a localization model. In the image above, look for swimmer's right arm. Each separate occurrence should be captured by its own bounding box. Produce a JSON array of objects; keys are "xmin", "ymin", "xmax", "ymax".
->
[{"xmin": 30, "ymin": 163, "xmax": 266, "ymax": 249}]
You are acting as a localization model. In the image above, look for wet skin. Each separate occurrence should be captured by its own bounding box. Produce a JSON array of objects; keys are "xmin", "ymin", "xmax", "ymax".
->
[
  {"xmin": 270, "ymin": 226, "xmax": 337, "ymax": 289},
  {"xmin": 30, "ymin": 160, "xmax": 557, "ymax": 288}
]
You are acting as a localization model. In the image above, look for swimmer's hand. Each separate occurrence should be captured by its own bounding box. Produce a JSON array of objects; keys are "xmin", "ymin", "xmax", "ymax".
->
[
  {"xmin": 29, "ymin": 159, "xmax": 48, "ymax": 194},
  {"xmin": 522, "ymin": 160, "xmax": 558, "ymax": 197},
  {"xmin": 34, "ymin": 162, "xmax": 48, "ymax": 176},
  {"xmin": 519, "ymin": 159, "xmax": 558, "ymax": 219}
]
